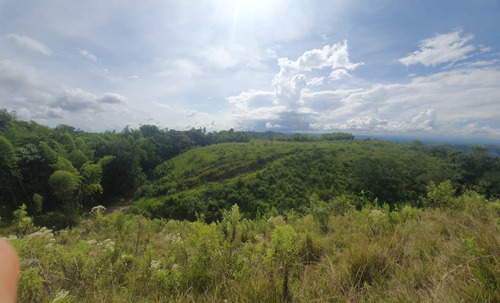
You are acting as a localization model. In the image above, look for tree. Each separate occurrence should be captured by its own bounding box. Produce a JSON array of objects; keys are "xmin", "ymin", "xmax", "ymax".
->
[
  {"xmin": 0, "ymin": 136, "xmax": 15, "ymax": 168},
  {"xmin": 51, "ymin": 157, "xmax": 79, "ymax": 174},
  {"xmin": 139, "ymin": 124, "xmax": 159, "ymax": 138},
  {"xmin": 79, "ymin": 163, "xmax": 104, "ymax": 204},
  {"xmin": 49, "ymin": 171, "xmax": 81, "ymax": 200},
  {"xmin": 0, "ymin": 136, "xmax": 16, "ymax": 208},
  {"xmin": 351, "ymin": 157, "xmax": 403, "ymax": 205},
  {"xmin": 38, "ymin": 141, "xmax": 58, "ymax": 165}
]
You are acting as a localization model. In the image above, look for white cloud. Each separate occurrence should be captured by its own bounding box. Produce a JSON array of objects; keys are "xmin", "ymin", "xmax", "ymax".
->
[
  {"xmin": 329, "ymin": 69, "xmax": 350, "ymax": 80},
  {"xmin": 226, "ymin": 37, "xmax": 500, "ymax": 139},
  {"xmin": 265, "ymin": 122, "xmax": 282, "ymax": 129},
  {"xmin": 55, "ymin": 88, "xmax": 98, "ymax": 112},
  {"xmin": 6, "ymin": 34, "xmax": 52, "ymax": 56},
  {"xmin": 271, "ymin": 41, "xmax": 362, "ymax": 107},
  {"xmin": 399, "ymin": 30, "xmax": 475, "ymax": 67},
  {"xmin": 54, "ymin": 89, "xmax": 127, "ymax": 112},
  {"xmin": 79, "ymin": 49, "xmax": 97, "ymax": 62},
  {"xmin": 306, "ymin": 77, "xmax": 324, "ymax": 86}
]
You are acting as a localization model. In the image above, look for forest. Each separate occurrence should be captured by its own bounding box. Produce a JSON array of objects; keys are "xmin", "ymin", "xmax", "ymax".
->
[{"xmin": 1, "ymin": 108, "xmax": 499, "ymax": 302}]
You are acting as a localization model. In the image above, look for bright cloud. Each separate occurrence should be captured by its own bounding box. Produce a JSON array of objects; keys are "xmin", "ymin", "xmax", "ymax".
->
[{"xmin": 399, "ymin": 30, "xmax": 475, "ymax": 67}]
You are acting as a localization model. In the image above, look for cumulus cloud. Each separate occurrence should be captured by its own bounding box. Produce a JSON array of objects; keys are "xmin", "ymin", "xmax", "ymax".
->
[
  {"xmin": 227, "ymin": 41, "xmax": 363, "ymax": 131},
  {"xmin": 399, "ymin": 30, "xmax": 475, "ymax": 67},
  {"xmin": 55, "ymin": 89, "xmax": 98, "ymax": 111},
  {"xmin": 265, "ymin": 122, "xmax": 282, "ymax": 129},
  {"xmin": 54, "ymin": 89, "xmax": 127, "ymax": 113},
  {"xmin": 6, "ymin": 34, "xmax": 52, "ymax": 56},
  {"xmin": 271, "ymin": 41, "xmax": 362, "ymax": 107}
]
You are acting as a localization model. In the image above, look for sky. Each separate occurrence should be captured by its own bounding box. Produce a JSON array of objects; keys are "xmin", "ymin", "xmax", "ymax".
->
[{"xmin": 0, "ymin": 0, "xmax": 499, "ymax": 142}]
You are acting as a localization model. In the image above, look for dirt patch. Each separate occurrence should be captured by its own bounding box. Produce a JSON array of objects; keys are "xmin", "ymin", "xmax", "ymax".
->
[{"xmin": 104, "ymin": 197, "xmax": 134, "ymax": 215}]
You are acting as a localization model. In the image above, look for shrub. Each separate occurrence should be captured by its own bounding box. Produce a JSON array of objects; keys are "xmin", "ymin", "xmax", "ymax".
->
[{"xmin": 424, "ymin": 180, "xmax": 456, "ymax": 208}]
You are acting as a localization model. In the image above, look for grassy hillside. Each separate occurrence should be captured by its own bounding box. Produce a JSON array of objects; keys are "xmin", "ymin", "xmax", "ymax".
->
[
  {"xmin": 6, "ymin": 196, "xmax": 500, "ymax": 302},
  {"xmin": 134, "ymin": 140, "xmax": 458, "ymax": 221}
]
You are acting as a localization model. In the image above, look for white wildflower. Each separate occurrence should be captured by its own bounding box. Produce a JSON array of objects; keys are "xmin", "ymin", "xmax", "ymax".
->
[
  {"xmin": 27, "ymin": 227, "xmax": 54, "ymax": 240},
  {"xmin": 165, "ymin": 233, "xmax": 183, "ymax": 244},
  {"xmin": 254, "ymin": 234, "xmax": 264, "ymax": 241},
  {"xmin": 150, "ymin": 260, "xmax": 161, "ymax": 271},
  {"xmin": 102, "ymin": 239, "xmax": 115, "ymax": 252},
  {"xmin": 369, "ymin": 210, "xmax": 385, "ymax": 218},
  {"xmin": 52, "ymin": 289, "xmax": 69, "ymax": 302},
  {"xmin": 86, "ymin": 239, "xmax": 97, "ymax": 245},
  {"xmin": 267, "ymin": 215, "xmax": 285, "ymax": 225}
]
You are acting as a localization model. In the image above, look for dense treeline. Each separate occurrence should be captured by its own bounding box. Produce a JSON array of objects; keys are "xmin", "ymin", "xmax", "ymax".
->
[{"xmin": 0, "ymin": 110, "xmax": 249, "ymax": 224}]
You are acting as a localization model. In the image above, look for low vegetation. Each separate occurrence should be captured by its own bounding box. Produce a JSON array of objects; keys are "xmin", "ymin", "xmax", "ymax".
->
[{"xmin": 5, "ymin": 192, "xmax": 500, "ymax": 302}]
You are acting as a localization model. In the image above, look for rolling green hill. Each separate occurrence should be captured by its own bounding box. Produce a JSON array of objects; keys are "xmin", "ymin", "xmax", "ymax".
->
[{"xmin": 134, "ymin": 140, "xmax": 459, "ymax": 221}]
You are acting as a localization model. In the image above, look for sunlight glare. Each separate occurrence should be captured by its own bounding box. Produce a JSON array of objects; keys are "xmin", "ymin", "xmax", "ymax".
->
[{"xmin": 231, "ymin": 0, "xmax": 279, "ymax": 41}]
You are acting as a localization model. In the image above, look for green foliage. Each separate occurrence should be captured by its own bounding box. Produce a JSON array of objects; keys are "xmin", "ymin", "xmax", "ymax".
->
[
  {"xmin": 57, "ymin": 132, "xmax": 76, "ymax": 152},
  {"xmin": 267, "ymin": 224, "xmax": 298, "ymax": 302},
  {"xmin": 3, "ymin": 192, "xmax": 499, "ymax": 302},
  {"xmin": 267, "ymin": 224, "xmax": 297, "ymax": 265},
  {"xmin": 32, "ymin": 193, "xmax": 43, "ymax": 213},
  {"xmin": 38, "ymin": 141, "xmax": 58, "ymax": 164},
  {"xmin": 320, "ymin": 132, "xmax": 355, "ymax": 141},
  {"xmin": 79, "ymin": 163, "xmax": 103, "ymax": 196},
  {"xmin": 66, "ymin": 149, "xmax": 88, "ymax": 170},
  {"xmin": 137, "ymin": 139, "xmax": 461, "ymax": 220},
  {"xmin": 424, "ymin": 180, "xmax": 456, "ymax": 208},
  {"xmin": 51, "ymin": 157, "xmax": 79, "ymax": 174},
  {"xmin": 49, "ymin": 170, "xmax": 81, "ymax": 201},
  {"xmin": 13, "ymin": 204, "xmax": 34, "ymax": 235},
  {"xmin": 0, "ymin": 135, "xmax": 15, "ymax": 168},
  {"xmin": 309, "ymin": 193, "xmax": 330, "ymax": 233},
  {"xmin": 221, "ymin": 204, "xmax": 242, "ymax": 243}
]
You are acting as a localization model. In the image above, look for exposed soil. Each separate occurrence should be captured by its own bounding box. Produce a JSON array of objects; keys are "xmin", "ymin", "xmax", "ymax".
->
[{"xmin": 104, "ymin": 196, "xmax": 135, "ymax": 215}]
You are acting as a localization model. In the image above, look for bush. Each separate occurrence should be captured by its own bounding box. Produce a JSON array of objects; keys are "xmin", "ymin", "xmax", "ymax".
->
[{"xmin": 424, "ymin": 180, "xmax": 456, "ymax": 208}]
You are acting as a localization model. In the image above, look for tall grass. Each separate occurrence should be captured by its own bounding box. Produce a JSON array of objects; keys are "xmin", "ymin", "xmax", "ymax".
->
[{"xmin": 3, "ymin": 195, "xmax": 500, "ymax": 302}]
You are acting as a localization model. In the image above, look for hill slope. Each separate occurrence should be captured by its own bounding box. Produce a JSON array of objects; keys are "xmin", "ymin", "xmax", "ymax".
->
[{"xmin": 134, "ymin": 140, "xmax": 458, "ymax": 220}]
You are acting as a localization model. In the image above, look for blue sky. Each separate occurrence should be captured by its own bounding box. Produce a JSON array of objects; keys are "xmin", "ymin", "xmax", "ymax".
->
[{"xmin": 1, "ymin": 0, "xmax": 499, "ymax": 141}]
